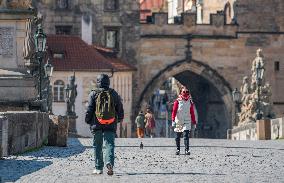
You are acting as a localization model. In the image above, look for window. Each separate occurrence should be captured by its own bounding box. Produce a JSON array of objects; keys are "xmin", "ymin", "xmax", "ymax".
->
[
  {"xmin": 104, "ymin": 0, "xmax": 119, "ymax": 11},
  {"xmin": 105, "ymin": 28, "xmax": 119, "ymax": 50},
  {"xmin": 55, "ymin": 26, "xmax": 72, "ymax": 35},
  {"xmin": 275, "ymin": 61, "xmax": 280, "ymax": 71},
  {"xmin": 53, "ymin": 80, "xmax": 65, "ymax": 102},
  {"xmin": 53, "ymin": 53, "xmax": 64, "ymax": 59},
  {"xmin": 57, "ymin": 0, "xmax": 68, "ymax": 9}
]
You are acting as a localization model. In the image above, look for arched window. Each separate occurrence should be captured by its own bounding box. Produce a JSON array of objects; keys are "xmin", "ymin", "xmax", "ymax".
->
[
  {"xmin": 224, "ymin": 2, "xmax": 231, "ymax": 24},
  {"xmin": 53, "ymin": 80, "xmax": 65, "ymax": 102}
]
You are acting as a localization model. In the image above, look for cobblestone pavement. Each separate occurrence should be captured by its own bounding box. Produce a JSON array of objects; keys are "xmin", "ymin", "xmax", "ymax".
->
[{"xmin": 1, "ymin": 138, "xmax": 284, "ymax": 183}]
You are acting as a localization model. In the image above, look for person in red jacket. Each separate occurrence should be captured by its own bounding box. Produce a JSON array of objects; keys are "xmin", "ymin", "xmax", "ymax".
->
[{"xmin": 171, "ymin": 86, "xmax": 198, "ymax": 155}]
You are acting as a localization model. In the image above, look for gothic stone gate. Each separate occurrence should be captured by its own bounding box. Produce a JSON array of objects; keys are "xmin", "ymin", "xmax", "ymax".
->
[{"xmin": 132, "ymin": 11, "xmax": 284, "ymax": 138}]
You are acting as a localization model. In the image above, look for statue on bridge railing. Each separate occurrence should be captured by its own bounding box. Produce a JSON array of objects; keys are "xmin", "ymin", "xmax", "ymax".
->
[
  {"xmin": 238, "ymin": 49, "xmax": 275, "ymax": 125},
  {"xmin": 66, "ymin": 73, "xmax": 77, "ymax": 116}
]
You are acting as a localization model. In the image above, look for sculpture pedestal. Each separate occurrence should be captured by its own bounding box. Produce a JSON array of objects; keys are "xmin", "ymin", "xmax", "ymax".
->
[
  {"xmin": 256, "ymin": 119, "xmax": 271, "ymax": 140},
  {"xmin": 48, "ymin": 115, "xmax": 69, "ymax": 147},
  {"xmin": 68, "ymin": 115, "xmax": 78, "ymax": 137}
]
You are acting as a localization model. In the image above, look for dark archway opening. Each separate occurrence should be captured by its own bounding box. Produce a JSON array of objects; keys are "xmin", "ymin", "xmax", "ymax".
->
[
  {"xmin": 175, "ymin": 71, "xmax": 229, "ymax": 139},
  {"xmin": 135, "ymin": 60, "xmax": 233, "ymax": 139}
]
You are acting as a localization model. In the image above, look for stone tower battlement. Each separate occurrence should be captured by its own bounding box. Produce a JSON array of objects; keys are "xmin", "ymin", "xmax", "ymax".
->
[{"xmin": 141, "ymin": 12, "xmax": 237, "ymax": 37}]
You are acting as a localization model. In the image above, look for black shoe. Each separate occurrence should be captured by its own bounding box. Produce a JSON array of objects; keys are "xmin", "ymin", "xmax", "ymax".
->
[
  {"xmin": 185, "ymin": 150, "xmax": 190, "ymax": 155},
  {"xmin": 106, "ymin": 163, "xmax": 113, "ymax": 176},
  {"xmin": 175, "ymin": 150, "xmax": 180, "ymax": 155}
]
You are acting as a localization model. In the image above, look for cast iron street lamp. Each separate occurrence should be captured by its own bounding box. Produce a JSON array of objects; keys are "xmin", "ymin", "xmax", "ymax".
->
[
  {"xmin": 35, "ymin": 24, "xmax": 47, "ymax": 100},
  {"xmin": 232, "ymin": 88, "xmax": 241, "ymax": 125},
  {"xmin": 44, "ymin": 59, "xmax": 54, "ymax": 78},
  {"xmin": 256, "ymin": 61, "xmax": 264, "ymax": 120},
  {"xmin": 44, "ymin": 59, "xmax": 54, "ymax": 113}
]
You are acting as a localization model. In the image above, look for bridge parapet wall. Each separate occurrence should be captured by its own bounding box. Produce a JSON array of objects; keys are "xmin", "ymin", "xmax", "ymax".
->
[{"xmin": 141, "ymin": 12, "xmax": 237, "ymax": 37}]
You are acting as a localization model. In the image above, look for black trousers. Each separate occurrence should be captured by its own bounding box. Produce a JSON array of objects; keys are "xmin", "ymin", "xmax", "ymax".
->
[{"xmin": 175, "ymin": 130, "xmax": 190, "ymax": 151}]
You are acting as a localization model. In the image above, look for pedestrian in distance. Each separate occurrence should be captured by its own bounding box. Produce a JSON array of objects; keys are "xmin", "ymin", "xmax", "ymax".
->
[
  {"xmin": 145, "ymin": 108, "xmax": 156, "ymax": 138},
  {"xmin": 171, "ymin": 86, "xmax": 198, "ymax": 155},
  {"xmin": 135, "ymin": 111, "xmax": 145, "ymax": 138},
  {"xmin": 85, "ymin": 74, "xmax": 124, "ymax": 175}
]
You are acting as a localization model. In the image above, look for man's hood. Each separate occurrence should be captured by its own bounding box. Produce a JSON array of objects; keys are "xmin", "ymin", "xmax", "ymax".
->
[{"xmin": 96, "ymin": 74, "xmax": 110, "ymax": 89}]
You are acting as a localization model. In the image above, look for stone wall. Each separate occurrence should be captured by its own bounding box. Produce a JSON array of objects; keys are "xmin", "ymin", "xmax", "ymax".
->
[
  {"xmin": 37, "ymin": 0, "xmax": 82, "ymax": 35},
  {"xmin": 236, "ymin": 0, "xmax": 284, "ymax": 32},
  {"xmin": 271, "ymin": 118, "xmax": 284, "ymax": 139},
  {"xmin": 88, "ymin": 0, "xmax": 141, "ymax": 65},
  {"xmin": 0, "ymin": 10, "xmax": 33, "ymax": 69},
  {"xmin": 0, "ymin": 116, "xmax": 8, "ymax": 157},
  {"xmin": 230, "ymin": 117, "xmax": 284, "ymax": 140},
  {"xmin": 230, "ymin": 122, "xmax": 257, "ymax": 140},
  {"xmin": 0, "ymin": 111, "xmax": 49, "ymax": 155}
]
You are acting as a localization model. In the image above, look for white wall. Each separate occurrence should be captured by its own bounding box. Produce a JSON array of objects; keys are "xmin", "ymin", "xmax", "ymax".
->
[
  {"xmin": 51, "ymin": 71, "xmax": 133, "ymax": 137},
  {"xmin": 168, "ymin": 0, "xmax": 178, "ymax": 23}
]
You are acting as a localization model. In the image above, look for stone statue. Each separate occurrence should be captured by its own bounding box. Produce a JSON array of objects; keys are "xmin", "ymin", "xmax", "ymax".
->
[
  {"xmin": 237, "ymin": 48, "xmax": 274, "ymax": 125},
  {"xmin": 260, "ymin": 83, "xmax": 275, "ymax": 119},
  {"xmin": 240, "ymin": 76, "xmax": 250, "ymax": 101},
  {"xmin": 251, "ymin": 48, "xmax": 265, "ymax": 91},
  {"xmin": 66, "ymin": 73, "xmax": 77, "ymax": 116}
]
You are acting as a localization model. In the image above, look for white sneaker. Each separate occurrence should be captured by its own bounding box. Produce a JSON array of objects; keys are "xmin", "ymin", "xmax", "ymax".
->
[{"xmin": 93, "ymin": 169, "xmax": 103, "ymax": 174}]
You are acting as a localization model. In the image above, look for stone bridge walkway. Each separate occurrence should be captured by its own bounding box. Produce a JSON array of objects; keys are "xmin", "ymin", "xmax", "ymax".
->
[{"xmin": 0, "ymin": 138, "xmax": 284, "ymax": 183}]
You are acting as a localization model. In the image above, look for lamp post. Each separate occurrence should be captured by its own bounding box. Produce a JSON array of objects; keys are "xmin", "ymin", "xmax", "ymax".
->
[
  {"xmin": 232, "ymin": 88, "xmax": 241, "ymax": 125},
  {"xmin": 44, "ymin": 59, "xmax": 54, "ymax": 113},
  {"xmin": 34, "ymin": 24, "xmax": 47, "ymax": 100},
  {"xmin": 256, "ymin": 61, "xmax": 264, "ymax": 120}
]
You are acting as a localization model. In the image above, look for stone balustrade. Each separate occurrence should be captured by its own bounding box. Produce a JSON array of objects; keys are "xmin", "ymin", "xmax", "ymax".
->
[
  {"xmin": 0, "ymin": 111, "xmax": 49, "ymax": 156},
  {"xmin": 229, "ymin": 117, "xmax": 284, "ymax": 140}
]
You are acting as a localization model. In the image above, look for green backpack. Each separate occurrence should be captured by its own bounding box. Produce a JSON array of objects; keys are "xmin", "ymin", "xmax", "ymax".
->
[{"xmin": 95, "ymin": 89, "xmax": 116, "ymax": 125}]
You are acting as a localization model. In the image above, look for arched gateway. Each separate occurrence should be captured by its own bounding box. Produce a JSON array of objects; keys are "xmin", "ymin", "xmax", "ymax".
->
[{"xmin": 136, "ymin": 59, "xmax": 234, "ymax": 138}]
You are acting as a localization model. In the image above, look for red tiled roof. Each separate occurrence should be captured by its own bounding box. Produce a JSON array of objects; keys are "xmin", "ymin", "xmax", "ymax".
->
[
  {"xmin": 92, "ymin": 45, "xmax": 137, "ymax": 71},
  {"xmin": 47, "ymin": 35, "xmax": 135, "ymax": 72}
]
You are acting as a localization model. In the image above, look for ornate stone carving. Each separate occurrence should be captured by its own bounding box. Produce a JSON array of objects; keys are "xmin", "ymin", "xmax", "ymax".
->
[
  {"xmin": 23, "ymin": 18, "xmax": 35, "ymax": 60},
  {"xmin": 238, "ymin": 49, "xmax": 275, "ymax": 125},
  {"xmin": 0, "ymin": 27, "xmax": 14, "ymax": 57},
  {"xmin": 0, "ymin": 0, "xmax": 7, "ymax": 8},
  {"xmin": 7, "ymin": 0, "xmax": 33, "ymax": 9}
]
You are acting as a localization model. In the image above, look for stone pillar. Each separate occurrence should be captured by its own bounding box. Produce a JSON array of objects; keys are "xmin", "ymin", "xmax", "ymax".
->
[
  {"xmin": 68, "ymin": 115, "xmax": 78, "ymax": 137},
  {"xmin": 256, "ymin": 119, "xmax": 271, "ymax": 140},
  {"xmin": 227, "ymin": 129, "xmax": 232, "ymax": 140},
  {"xmin": 48, "ymin": 115, "xmax": 69, "ymax": 147},
  {"xmin": 0, "ymin": 116, "xmax": 8, "ymax": 158}
]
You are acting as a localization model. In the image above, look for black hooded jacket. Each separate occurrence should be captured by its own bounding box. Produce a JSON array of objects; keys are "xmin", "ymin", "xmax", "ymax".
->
[{"xmin": 85, "ymin": 74, "xmax": 124, "ymax": 132}]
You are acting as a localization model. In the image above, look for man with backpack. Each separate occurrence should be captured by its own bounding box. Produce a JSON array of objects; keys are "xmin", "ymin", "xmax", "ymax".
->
[{"xmin": 85, "ymin": 74, "xmax": 124, "ymax": 175}]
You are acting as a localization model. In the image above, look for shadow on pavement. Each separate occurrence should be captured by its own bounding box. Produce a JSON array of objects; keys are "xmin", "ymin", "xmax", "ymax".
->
[
  {"xmin": 23, "ymin": 138, "xmax": 86, "ymax": 158},
  {"xmin": 116, "ymin": 172, "xmax": 226, "ymax": 176},
  {"xmin": 0, "ymin": 159, "xmax": 52, "ymax": 182},
  {"xmin": 100, "ymin": 145, "xmax": 284, "ymax": 151}
]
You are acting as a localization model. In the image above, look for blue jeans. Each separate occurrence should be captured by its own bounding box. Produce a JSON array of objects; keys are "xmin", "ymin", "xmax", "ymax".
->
[{"xmin": 93, "ymin": 130, "xmax": 115, "ymax": 170}]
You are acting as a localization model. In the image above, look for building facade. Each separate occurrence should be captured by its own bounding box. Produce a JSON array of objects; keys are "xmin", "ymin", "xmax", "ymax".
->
[
  {"xmin": 47, "ymin": 35, "xmax": 135, "ymax": 137},
  {"xmin": 134, "ymin": 0, "xmax": 284, "ymax": 138}
]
